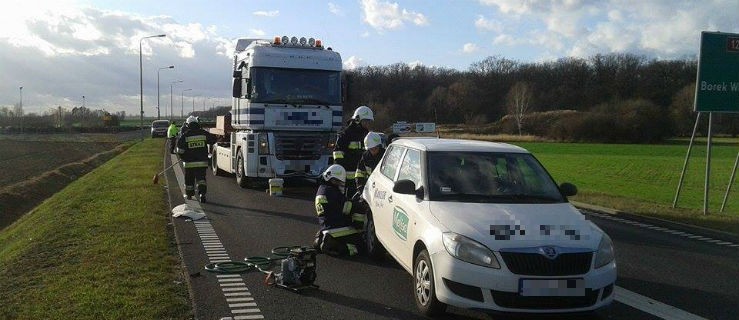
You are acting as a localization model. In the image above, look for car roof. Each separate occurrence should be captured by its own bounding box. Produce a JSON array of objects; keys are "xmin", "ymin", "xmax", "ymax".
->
[
  {"xmin": 389, "ymin": 138, "xmax": 529, "ymax": 154},
  {"xmin": 152, "ymin": 120, "xmax": 170, "ymax": 124}
]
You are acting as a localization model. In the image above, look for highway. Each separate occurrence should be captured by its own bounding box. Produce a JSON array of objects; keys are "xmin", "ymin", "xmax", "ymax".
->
[{"xmin": 163, "ymin": 154, "xmax": 739, "ymax": 320}]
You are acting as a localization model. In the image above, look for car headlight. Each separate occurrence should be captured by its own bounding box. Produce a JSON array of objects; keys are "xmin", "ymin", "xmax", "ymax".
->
[
  {"xmin": 442, "ymin": 232, "xmax": 500, "ymax": 268},
  {"xmin": 594, "ymin": 234, "xmax": 615, "ymax": 268}
]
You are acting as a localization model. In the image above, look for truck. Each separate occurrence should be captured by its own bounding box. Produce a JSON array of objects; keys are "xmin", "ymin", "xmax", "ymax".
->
[{"xmin": 209, "ymin": 36, "xmax": 344, "ymax": 187}]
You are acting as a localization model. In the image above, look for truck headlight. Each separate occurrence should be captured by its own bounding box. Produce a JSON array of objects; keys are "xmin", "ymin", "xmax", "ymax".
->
[
  {"xmin": 442, "ymin": 232, "xmax": 500, "ymax": 268},
  {"xmin": 594, "ymin": 234, "xmax": 615, "ymax": 268},
  {"xmin": 258, "ymin": 134, "xmax": 270, "ymax": 154}
]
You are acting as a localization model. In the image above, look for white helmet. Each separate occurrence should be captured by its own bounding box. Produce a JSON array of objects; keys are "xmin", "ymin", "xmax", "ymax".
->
[
  {"xmin": 364, "ymin": 132, "xmax": 382, "ymax": 150},
  {"xmin": 322, "ymin": 164, "xmax": 346, "ymax": 183},
  {"xmin": 352, "ymin": 105, "xmax": 374, "ymax": 121},
  {"xmin": 186, "ymin": 115, "xmax": 199, "ymax": 124}
]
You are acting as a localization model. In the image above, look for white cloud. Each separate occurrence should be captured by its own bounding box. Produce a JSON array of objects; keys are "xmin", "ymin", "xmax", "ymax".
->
[
  {"xmin": 360, "ymin": 0, "xmax": 429, "ymax": 31},
  {"xmin": 475, "ymin": 15, "xmax": 503, "ymax": 33},
  {"xmin": 328, "ymin": 3, "xmax": 344, "ymax": 16},
  {"xmin": 252, "ymin": 10, "xmax": 279, "ymax": 17},
  {"xmin": 0, "ymin": 6, "xmax": 234, "ymax": 115},
  {"xmin": 462, "ymin": 43, "xmax": 479, "ymax": 53},
  {"xmin": 408, "ymin": 60, "xmax": 423, "ymax": 68},
  {"xmin": 343, "ymin": 56, "xmax": 366, "ymax": 70}
]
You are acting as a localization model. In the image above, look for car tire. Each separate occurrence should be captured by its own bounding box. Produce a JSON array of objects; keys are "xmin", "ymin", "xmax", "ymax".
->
[
  {"xmin": 414, "ymin": 249, "xmax": 447, "ymax": 317},
  {"xmin": 364, "ymin": 213, "xmax": 386, "ymax": 261}
]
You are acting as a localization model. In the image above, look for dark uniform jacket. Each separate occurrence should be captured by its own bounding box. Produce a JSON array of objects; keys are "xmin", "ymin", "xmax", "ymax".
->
[
  {"xmin": 315, "ymin": 182, "xmax": 352, "ymax": 231},
  {"xmin": 333, "ymin": 121, "xmax": 368, "ymax": 179},
  {"xmin": 355, "ymin": 148, "xmax": 385, "ymax": 192},
  {"xmin": 176, "ymin": 124, "xmax": 216, "ymax": 168}
]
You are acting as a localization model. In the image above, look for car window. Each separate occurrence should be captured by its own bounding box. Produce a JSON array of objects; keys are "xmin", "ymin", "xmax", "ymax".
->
[
  {"xmin": 426, "ymin": 151, "xmax": 564, "ymax": 203},
  {"xmin": 380, "ymin": 145, "xmax": 404, "ymax": 180},
  {"xmin": 397, "ymin": 148, "xmax": 421, "ymax": 186}
]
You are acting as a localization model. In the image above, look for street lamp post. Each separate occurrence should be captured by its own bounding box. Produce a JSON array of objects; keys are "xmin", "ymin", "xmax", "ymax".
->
[
  {"xmin": 157, "ymin": 65, "xmax": 174, "ymax": 120},
  {"xmin": 139, "ymin": 34, "xmax": 166, "ymax": 141},
  {"xmin": 19, "ymin": 86, "xmax": 23, "ymax": 134},
  {"xmin": 170, "ymin": 80, "xmax": 183, "ymax": 121},
  {"xmin": 82, "ymin": 95, "xmax": 85, "ymax": 108},
  {"xmin": 181, "ymin": 89, "xmax": 192, "ymax": 118}
]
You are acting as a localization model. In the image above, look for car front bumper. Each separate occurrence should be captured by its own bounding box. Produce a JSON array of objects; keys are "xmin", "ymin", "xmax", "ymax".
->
[{"xmin": 430, "ymin": 249, "xmax": 617, "ymax": 313}]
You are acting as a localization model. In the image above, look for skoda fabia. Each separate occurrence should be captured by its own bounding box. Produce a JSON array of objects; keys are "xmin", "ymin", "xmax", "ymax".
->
[{"xmin": 362, "ymin": 138, "xmax": 616, "ymax": 316}]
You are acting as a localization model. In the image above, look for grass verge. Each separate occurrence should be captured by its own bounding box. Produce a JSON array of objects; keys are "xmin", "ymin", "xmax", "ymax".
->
[{"xmin": 0, "ymin": 139, "xmax": 191, "ymax": 319}]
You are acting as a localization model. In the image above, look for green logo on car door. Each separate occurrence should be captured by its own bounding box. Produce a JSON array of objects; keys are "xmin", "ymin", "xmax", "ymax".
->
[{"xmin": 392, "ymin": 207, "xmax": 409, "ymax": 241}]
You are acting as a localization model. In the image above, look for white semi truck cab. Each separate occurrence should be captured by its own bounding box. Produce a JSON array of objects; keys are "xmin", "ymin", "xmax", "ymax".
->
[{"xmin": 210, "ymin": 36, "xmax": 343, "ymax": 187}]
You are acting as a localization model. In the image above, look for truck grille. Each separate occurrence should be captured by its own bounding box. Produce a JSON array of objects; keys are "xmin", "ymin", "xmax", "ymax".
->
[
  {"xmin": 274, "ymin": 133, "xmax": 327, "ymax": 160},
  {"xmin": 500, "ymin": 252, "xmax": 592, "ymax": 276}
]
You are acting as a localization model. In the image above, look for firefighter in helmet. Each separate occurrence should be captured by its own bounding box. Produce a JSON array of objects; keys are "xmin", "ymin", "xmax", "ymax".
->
[
  {"xmin": 313, "ymin": 164, "xmax": 362, "ymax": 256},
  {"xmin": 176, "ymin": 116, "xmax": 216, "ymax": 203},
  {"xmin": 333, "ymin": 105, "xmax": 373, "ymax": 198},
  {"xmin": 354, "ymin": 131, "xmax": 386, "ymax": 199}
]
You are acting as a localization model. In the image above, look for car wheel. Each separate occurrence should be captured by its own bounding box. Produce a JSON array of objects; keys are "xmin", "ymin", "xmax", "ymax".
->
[
  {"xmin": 364, "ymin": 213, "xmax": 386, "ymax": 261},
  {"xmin": 414, "ymin": 249, "xmax": 446, "ymax": 316},
  {"xmin": 236, "ymin": 152, "xmax": 248, "ymax": 188}
]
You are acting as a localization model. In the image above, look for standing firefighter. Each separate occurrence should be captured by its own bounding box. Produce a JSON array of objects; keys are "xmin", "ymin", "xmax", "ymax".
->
[
  {"xmin": 167, "ymin": 121, "xmax": 179, "ymax": 154},
  {"xmin": 176, "ymin": 116, "xmax": 216, "ymax": 203},
  {"xmin": 313, "ymin": 164, "xmax": 361, "ymax": 256},
  {"xmin": 354, "ymin": 131, "xmax": 386, "ymax": 199},
  {"xmin": 333, "ymin": 105, "xmax": 373, "ymax": 198}
]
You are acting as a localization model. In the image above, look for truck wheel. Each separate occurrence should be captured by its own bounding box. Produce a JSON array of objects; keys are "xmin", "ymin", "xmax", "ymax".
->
[
  {"xmin": 236, "ymin": 153, "xmax": 248, "ymax": 188},
  {"xmin": 211, "ymin": 151, "xmax": 226, "ymax": 176},
  {"xmin": 364, "ymin": 213, "xmax": 385, "ymax": 261},
  {"xmin": 414, "ymin": 249, "xmax": 447, "ymax": 317}
]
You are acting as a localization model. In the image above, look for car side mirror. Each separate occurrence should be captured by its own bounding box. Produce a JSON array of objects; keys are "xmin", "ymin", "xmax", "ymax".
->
[
  {"xmin": 559, "ymin": 182, "xmax": 577, "ymax": 197},
  {"xmin": 393, "ymin": 179, "xmax": 416, "ymax": 195}
]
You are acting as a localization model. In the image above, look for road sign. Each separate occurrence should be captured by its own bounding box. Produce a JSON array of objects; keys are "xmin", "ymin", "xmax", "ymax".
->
[{"xmin": 694, "ymin": 31, "xmax": 739, "ymax": 112}]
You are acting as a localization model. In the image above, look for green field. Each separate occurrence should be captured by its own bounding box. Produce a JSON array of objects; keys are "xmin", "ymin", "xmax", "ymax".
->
[
  {"xmin": 0, "ymin": 139, "xmax": 190, "ymax": 319},
  {"xmin": 513, "ymin": 140, "xmax": 739, "ymax": 233}
]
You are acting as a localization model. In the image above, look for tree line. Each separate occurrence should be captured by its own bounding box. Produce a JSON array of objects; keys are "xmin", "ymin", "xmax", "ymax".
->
[
  {"xmin": 343, "ymin": 53, "xmax": 737, "ymax": 143},
  {"xmin": 0, "ymin": 106, "xmax": 126, "ymax": 133}
]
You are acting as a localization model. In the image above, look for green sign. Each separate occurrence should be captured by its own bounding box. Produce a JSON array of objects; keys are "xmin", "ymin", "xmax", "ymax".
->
[
  {"xmin": 694, "ymin": 31, "xmax": 739, "ymax": 112},
  {"xmin": 392, "ymin": 207, "xmax": 409, "ymax": 241}
]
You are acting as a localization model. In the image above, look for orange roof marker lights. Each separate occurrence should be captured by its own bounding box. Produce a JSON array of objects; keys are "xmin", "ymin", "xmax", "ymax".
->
[
  {"xmin": 273, "ymin": 36, "xmax": 281, "ymax": 45},
  {"xmin": 315, "ymin": 39, "xmax": 322, "ymax": 47}
]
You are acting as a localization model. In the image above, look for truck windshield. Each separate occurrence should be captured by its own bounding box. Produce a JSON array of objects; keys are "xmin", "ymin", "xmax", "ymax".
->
[
  {"xmin": 250, "ymin": 67, "xmax": 341, "ymax": 105},
  {"xmin": 426, "ymin": 151, "xmax": 566, "ymax": 204}
]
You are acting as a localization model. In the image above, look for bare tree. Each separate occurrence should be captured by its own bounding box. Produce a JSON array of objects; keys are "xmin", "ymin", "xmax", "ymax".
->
[{"xmin": 507, "ymin": 81, "xmax": 533, "ymax": 135}]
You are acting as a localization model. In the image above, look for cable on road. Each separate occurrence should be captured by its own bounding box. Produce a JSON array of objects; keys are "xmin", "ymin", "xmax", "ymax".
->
[{"xmin": 204, "ymin": 245, "xmax": 304, "ymax": 275}]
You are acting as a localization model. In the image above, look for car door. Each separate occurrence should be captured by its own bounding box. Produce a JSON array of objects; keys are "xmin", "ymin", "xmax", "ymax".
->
[
  {"xmin": 371, "ymin": 145, "xmax": 405, "ymax": 261},
  {"xmin": 390, "ymin": 147, "xmax": 424, "ymax": 269}
]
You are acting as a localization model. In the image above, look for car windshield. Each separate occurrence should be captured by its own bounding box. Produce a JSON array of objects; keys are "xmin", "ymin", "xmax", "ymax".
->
[
  {"xmin": 249, "ymin": 67, "xmax": 342, "ymax": 105},
  {"xmin": 426, "ymin": 151, "xmax": 565, "ymax": 204},
  {"xmin": 152, "ymin": 121, "xmax": 169, "ymax": 128}
]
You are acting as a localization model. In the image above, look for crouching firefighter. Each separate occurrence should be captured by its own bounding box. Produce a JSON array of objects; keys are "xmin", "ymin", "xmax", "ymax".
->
[
  {"xmin": 176, "ymin": 116, "xmax": 216, "ymax": 203},
  {"xmin": 313, "ymin": 164, "xmax": 364, "ymax": 256}
]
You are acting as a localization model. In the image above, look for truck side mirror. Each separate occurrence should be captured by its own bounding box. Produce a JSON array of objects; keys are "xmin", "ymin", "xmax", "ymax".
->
[
  {"xmin": 232, "ymin": 78, "xmax": 242, "ymax": 98},
  {"xmin": 245, "ymin": 78, "xmax": 252, "ymax": 99}
]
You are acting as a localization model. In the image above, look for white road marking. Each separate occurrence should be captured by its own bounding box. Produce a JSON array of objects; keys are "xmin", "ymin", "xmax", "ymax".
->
[
  {"xmin": 615, "ymin": 286, "xmax": 708, "ymax": 320},
  {"xmin": 227, "ymin": 297, "xmax": 255, "ymax": 302},
  {"xmin": 229, "ymin": 303, "xmax": 258, "ymax": 308},
  {"xmin": 232, "ymin": 308, "xmax": 261, "ymax": 314},
  {"xmin": 224, "ymin": 292, "xmax": 252, "ymax": 297},
  {"xmin": 234, "ymin": 315, "xmax": 265, "ymax": 320}
]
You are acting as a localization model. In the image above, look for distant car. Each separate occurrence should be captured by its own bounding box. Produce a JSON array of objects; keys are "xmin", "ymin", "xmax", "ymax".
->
[
  {"xmin": 362, "ymin": 138, "xmax": 616, "ymax": 316},
  {"xmin": 151, "ymin": 120, "xmax": 170, "ymax": 138}
]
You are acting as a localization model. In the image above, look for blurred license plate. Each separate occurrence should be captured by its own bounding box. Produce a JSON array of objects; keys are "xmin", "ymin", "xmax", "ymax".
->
[{"xmin": 519, "ymin": 278, "xmax": 585, "ymax": 296}]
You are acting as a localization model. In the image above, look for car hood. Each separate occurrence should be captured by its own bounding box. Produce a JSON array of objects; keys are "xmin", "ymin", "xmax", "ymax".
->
[{"xmin": 429, "ymin": 202, "xmax": 601, "ymax": 251}]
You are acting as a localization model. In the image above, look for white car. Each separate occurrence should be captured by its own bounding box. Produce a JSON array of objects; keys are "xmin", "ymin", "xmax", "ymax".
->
[{"xmin": 362, "ymin": 138, "xmax": 616, "ymax": 316}]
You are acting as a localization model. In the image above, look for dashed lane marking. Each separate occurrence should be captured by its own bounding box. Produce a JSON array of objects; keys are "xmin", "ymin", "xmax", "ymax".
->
[
  {"xmin": 172, "ymin": 157, "xmax": 267, "ymax": 320},
  {"xmin": 615, "ymin": 287, "xmax": 708, "ymax": 320},
  {"xmin": 587, "ymin": 212, "xmax": 737, "ymax": 249}
]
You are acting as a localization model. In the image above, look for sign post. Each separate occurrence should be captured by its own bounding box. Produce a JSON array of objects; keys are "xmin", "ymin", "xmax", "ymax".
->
[{"xmin": 675, "ymin": 31, "xmax": 739, "ymax": 214}]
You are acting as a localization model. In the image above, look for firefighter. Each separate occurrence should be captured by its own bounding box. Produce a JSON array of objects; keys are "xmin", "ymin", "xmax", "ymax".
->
[
  {"xmin": 354, "ymin": 131, "xmax": 385, "ymax": 199},
  {"xmin": 333, "ymin": 105, "xmax": 373, "ymax": 198},
  {"xmin": 167, "ymin": 121, "xmax": 179, "ymax": 154},
  {"xmin": 176, "ymin": 116, "xmax": 216, "ymax": 203},
  {"xmin": 313, "ymin": 164, "xmax": 362, "ymax": 256}
]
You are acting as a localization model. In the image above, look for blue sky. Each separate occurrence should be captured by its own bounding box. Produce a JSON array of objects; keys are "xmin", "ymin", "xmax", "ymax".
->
[{"xmin": 1, "ymin": 0, "xmax": 738, "ymax": 115}]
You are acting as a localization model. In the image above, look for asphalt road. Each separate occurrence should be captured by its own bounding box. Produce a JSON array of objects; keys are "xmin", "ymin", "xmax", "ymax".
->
[{"xmin": 163, "ymin": 154, "xmax": 739, "ymax": 320}]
